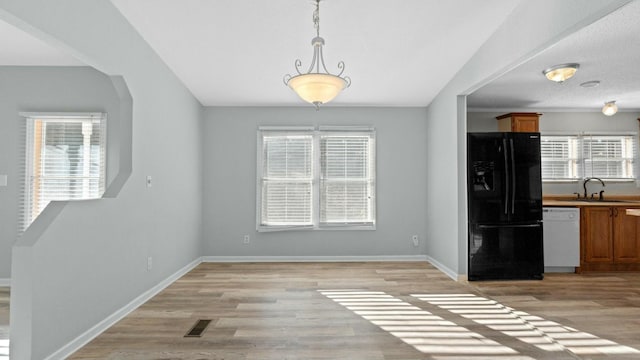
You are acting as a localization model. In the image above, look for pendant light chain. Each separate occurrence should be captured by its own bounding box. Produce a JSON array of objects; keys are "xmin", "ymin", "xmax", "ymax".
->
[
  {"xmin": 313, "ymin": 0, "xmax": 320, "ymax": 38},
  {"xmin": 283, "ymin": 0, "xmax": 351, "ymax": 109}
]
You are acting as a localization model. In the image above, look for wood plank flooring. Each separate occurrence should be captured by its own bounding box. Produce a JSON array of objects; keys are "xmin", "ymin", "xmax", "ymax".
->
[
  {"xmin": 66, "ymin": 262, "xmax": 640, "ymax": 359},
  {"xmin": 0, "ymin": 287, "xmax": 8, "ymax": 340},
  {"xmin": 0, "ymin": 286, "xmax": 9, "ymax": 360}
]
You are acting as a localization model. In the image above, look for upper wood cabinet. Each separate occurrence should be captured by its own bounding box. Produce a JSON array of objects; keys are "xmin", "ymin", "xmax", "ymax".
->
[{"xmin": 496, "ymin": 112, "xmax": 541, "ymax": 132}]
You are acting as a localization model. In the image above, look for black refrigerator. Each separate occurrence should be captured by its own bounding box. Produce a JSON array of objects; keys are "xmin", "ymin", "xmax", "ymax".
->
[{"xmin": 467, "ymin": 132, "xmax": 543, "ymax": 281}]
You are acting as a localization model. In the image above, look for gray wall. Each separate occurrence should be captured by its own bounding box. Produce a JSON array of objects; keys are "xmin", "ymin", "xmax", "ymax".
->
[
  {"xmin": 468, "ymin": 111, "xmax": 640, "ymax": 195},
  {"xmin": 424, "ymin": 0, "xmax": 631, "ymax": 277},
  {"xmin": 1, "ymin": 1, "xmax": 203, "ymax": 358},
  {"xmin": 0, "ymin": 66, "xmax": 122, "ymax": 280},
  {"xmin": 203, "ymin": 107, "xmax": 428, "ymax": 258}
]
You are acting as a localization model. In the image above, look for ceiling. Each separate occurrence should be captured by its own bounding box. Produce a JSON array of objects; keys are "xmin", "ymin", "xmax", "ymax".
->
[
  {"xmin": 107, "ymin": 0, "xmax": 518, "ymax": 107},
  {"xmin": 0, "ymin": 19, "xmax": 83, "ymax": 66},
  {"xmin": 468, "ymin": 0, "xmax": 640, "ymax": 112},
  {"xmin": 1, "ymin": 1, "xmax": 638, "ymax": 111}
]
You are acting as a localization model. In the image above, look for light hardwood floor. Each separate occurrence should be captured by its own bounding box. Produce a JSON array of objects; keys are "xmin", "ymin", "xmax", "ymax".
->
[
  {"xmin": 66, "ymin": 262, "xmax": 640, "ymax": 360},
  {"xmin": 0, "ymin": 286, "xmax": 9, "ymax": 359}
]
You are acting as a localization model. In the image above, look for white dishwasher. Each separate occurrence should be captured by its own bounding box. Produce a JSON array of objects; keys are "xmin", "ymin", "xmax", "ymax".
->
[{"xmin": 543, "ymin": 207, "xmax": 580, "ymax": 272}]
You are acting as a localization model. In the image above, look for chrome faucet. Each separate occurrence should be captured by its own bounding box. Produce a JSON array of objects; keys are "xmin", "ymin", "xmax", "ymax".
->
[{"xmin": 583, "ymin": 177, "xmax": 605, "ymax": 200}]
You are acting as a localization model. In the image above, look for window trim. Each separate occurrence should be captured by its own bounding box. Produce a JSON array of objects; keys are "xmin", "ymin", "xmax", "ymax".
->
[{"xmin": 256, "ymin": 126, "xmax": 376, "ymax": 232}]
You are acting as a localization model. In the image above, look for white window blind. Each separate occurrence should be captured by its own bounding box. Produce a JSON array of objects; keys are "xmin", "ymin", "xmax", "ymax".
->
[
  {"xmin": 257, "ymin": 128, "xmax": 376, "ymax": 231},
  {"xmin": 540, "ymin": 136, "xmax": 580, "ymax": 180},
  {"xmin": 583, "ymin": 135, "xmax": 635, "ymax": 179},
  {"xmin": 260, "ymin": 133, "xmax": 313, "ymax": 228},
  {"xmin": 541, "ymin": 133, "xmax": 637, "ymax": 181},
  {"xmin": 22, "ymin": 113, "xmax": 106, "ymax": 230},
  {"xmin": 320, "ymin": 134, "xmax": 375, "ymax": 226}
]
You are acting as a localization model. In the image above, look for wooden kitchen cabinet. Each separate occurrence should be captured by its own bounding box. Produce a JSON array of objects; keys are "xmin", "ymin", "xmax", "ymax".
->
[
  {"xmin": 496, "ymin": 112, "xmax": 541, "ymax": 132},
  {"xmin": 614, "ymin": 208, "xmax": 640, "ymax": 263},
  {"xmin": 580, "ymin": 206, "xmax": 640, "ymax": 271}
]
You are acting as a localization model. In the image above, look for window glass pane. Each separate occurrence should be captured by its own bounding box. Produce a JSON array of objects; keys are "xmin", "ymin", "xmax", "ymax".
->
[
  {"xmin": 260, "ymin": 134, "xmax": 313, "ymax": 227},
  {"xmin": 583, "ymin": 135, "xmax": 635, "ymax": 179},
  {"xmin": 263, "ymin": 135, "xmax": 312, "ymax": 179},
  {"xmin": 320, "ymin": 181, "xmax": 372, "ymax": 223},
  {"xmin": 540, "ymin": 136, "xmax": 579, "ymax": 180},
  {"xmin": 24, "ymin": 114, "xmax": 106, "ymax": 230},
  {"xmin": 262, "ymin": 181, "xmax": 312, "ymax": 225},
  {"xmin": 320, "ymin": 134, "xmax": 374, "ymax": 225}
]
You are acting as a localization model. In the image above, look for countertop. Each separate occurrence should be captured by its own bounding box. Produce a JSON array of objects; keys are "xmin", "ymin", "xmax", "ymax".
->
[{"xmin": 543, "ymin": 197, "xmax": 640, "ymax": 207}]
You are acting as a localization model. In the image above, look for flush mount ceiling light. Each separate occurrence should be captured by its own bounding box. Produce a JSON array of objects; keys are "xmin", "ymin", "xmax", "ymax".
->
[
  {"xmin": 542, "ymin": 63, "xmax": 580, "ymax": 83},
  {"xmin": 284, "ymin": 0, "xmax": 350, "ymax": 110},
  {"xmin": 602, "ymin": 101, "xmax": 618, "ymax": 116}
]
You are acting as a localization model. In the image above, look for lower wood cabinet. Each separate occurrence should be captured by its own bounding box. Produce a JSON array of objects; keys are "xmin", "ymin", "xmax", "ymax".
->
[{"xmin": 580, "ymin": 206, "xmax": 640, "ymax": 271}]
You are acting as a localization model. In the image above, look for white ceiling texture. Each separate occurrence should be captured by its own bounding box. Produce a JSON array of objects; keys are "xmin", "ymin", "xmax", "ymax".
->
[
  {"xmin": 0, "ymin": 19, "xmax": 83, "ymax": 66},
  {"xmin": 1, "ymin": 1, "xmax": 638, "ymax": 111},
  {"xmin": 107, "ymin": 0, "xmax": 518, "ymax": 106},
  {"xmin": 468, "ymin": 0, "xmax": 640, "ymax": 112}
]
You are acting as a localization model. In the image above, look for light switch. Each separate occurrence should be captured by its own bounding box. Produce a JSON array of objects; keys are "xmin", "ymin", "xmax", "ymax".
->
[
  {"xmin": 0, "ymin": 175, "xmax": 7, "ymax": 187},
  {"xmin": 146, "ymin": 175, "xmax": 152, "ymax": 188}
]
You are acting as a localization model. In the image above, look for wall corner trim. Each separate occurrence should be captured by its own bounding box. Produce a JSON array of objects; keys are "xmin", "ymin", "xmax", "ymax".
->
[
  {"xmin": 44, "ymin": 257, "xmax": 203, "ymax": 360},
  {"xmin": 425, "ymin": 255, "xmax": 459, "ymax": 281},
  {"xmin": 0, "ymin": 278, "xmax": 10, "ymax": 287}
]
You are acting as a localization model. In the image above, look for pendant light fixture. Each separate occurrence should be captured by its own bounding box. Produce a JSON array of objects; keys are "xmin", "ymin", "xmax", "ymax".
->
[
  {"xmin": 284, "ymin": 0, "xmax": 351, "ymax": 110},
  {"xmin": 602, "ymin": 101, "xmax": 618, "ymax": 116},
  {"xmin": 542, "ymin": 63, "xmax": 580, "ymax": 83}
]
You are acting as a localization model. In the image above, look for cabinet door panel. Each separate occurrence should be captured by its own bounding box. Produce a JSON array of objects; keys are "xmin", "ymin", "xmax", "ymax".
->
[
  {"xmin": 513, "ymin": 117, "xmax": 539, "ymax": 132},
  {"xmin": 583, "ymin": 207, "xmax": 613, "ymax": 263},
  {"xmin": 614, "ymin": 207, "xmax": 640, "ymax": 262}
]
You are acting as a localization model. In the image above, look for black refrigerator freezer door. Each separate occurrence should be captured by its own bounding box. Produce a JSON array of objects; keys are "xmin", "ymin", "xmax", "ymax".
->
[
  {"xmin": 507, "ymin": 133, "xmax": 543, "ymax": 222},
  {"xmin": 468, "ymin": 222, "xmax": 544, "ymax": 281},
  {"xmin": 467, "ymin": 133, "xmax": 509, "ymax": 224}
]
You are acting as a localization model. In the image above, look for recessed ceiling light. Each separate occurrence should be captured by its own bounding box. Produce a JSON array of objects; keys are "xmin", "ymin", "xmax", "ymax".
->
[
  {"xmin": 580, "ymin": 80, "xmax": 600, "ymax": 88},
  {"xmin": 542, "ymin": 63, "xmax": 580, "ymax": 82}
]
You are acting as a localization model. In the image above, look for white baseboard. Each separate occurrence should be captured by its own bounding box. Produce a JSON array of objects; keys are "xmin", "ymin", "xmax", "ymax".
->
[
  {"xmin": 202, "ymin": 255, "xmax": 429, "ymax": 263},
  {"xmin": 45, "ymin": 257, "xmax": 202, "ymax": 360},
  {"xmin": 0, "ymin": 278, "xmax": 10, "ymax": 287},
  {"xmin": 425, "ymin": 255, "xmax": 459, "ymax": 281}
]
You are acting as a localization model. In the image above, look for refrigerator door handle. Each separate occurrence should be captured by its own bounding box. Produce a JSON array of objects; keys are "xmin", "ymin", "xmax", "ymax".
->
[
  {"xmin": 478, "ymin": 224, "xmax": 542, "ymax": 229},
  {"xmin": 503, "ymin": 139, "xmax": 509, "ymax": 215},
  {"xmin": 510, "ymin": 138, "xmax": 516, "ymax": 214}
]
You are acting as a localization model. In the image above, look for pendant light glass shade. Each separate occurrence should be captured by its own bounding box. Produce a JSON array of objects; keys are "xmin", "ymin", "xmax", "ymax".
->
[
  {"xmin": 287, "ymin": 73, "xmax": 347, "ymax": 106},
  {"xmin": 602, "ymin": 101, "xmax": 618, "ymax": 116},
  {"xmin": 284, "ymin": 0, "xmax": 350, "ymax": 109},
  {"xmin": 542, "ymin": 63, "xmax": 580, "ymax": 83}
]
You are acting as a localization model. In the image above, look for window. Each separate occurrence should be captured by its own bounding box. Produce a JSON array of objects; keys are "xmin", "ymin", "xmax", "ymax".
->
[
  {"xmin": 540, "ymin": 136, "xmax": 580, "ymax": 180},
  {"xmin": 22, "ymin": 113, "xmax": 106, "ymax": 229},
  {"xmin": 541, "ymin": 133, "xmax": 637, "ymax": 181},
  {"xmin": 258, "ymin": 127, "xmax": 375, "ymax": 231}
]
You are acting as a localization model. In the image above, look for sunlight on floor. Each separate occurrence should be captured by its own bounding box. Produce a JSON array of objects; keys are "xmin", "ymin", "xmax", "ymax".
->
[
  {"xmin": 412, "ymin": 293, "xmax": 640, "ymax": 356},
  {"xmin": 319, "ymin": 290, "xmax": 527, "ymax": 357},
  {"xmin": 0, "ymin": 339, "xmax": 9, "ymax": 360}
]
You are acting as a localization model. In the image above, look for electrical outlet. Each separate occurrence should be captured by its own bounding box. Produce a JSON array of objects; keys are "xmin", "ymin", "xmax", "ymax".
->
[
  {"xmin": 412, "ymin": 235, "xmax": 419, "ymax": 247},
  {"xmin": 243, "ymin": 235, "xmax": 250, "ymax": 244},
  {"xmin": 147, "ymin": 256, "xmax": 153, "ymax": 271}
]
